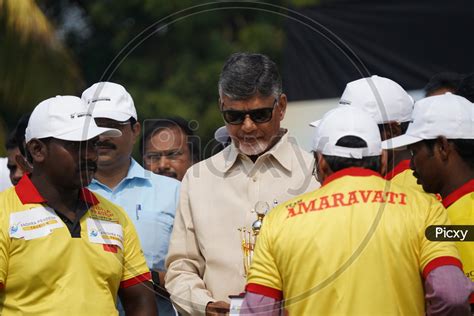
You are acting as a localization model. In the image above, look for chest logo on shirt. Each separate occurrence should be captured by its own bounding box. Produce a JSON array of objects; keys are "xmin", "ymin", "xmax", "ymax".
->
[
  {"xmin": 286, "ymin": 190, "xmax": 408, "ymax": 218},
  {"xmin": 9, "ymin": 206, "xmax": 65, "ymax": 240},
  {"xmin": 89, "ymin": 205, "xmax": 118, "ymax": 222},
  {"xmin": 86, "ymin": 218, "xmax": 123, "ymax": 250}
]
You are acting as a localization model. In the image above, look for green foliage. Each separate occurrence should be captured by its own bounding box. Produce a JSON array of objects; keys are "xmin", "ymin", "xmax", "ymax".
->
[
  {"xmin": 2, "ymin": 0, "xmax": 321, "ymax": 158},
  {"xmin": 0, "ymin": 0, "xmax": 83, "ymax": 143},
  {"xmin": 67, "ymin": 1, "xmax": 292, "ymax": 158}
]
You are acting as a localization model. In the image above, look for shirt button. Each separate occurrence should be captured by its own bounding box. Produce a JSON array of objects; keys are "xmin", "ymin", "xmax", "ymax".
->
[{"xmin": 252, "ymin": 177, "xmax": 257, "ymax": 182}]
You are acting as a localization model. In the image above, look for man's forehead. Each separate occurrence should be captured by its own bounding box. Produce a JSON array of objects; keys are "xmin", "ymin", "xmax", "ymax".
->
[
  {"xmin": 220, "ymin": 94, "xmax": 275, "ymax": 110},
  {"xmin": 148, "ymin": 127, "xmax": 187, "ymax": 148},
  {"xmin": 152, "ymin": 126, "xmax": 187, "ymax": 139}
]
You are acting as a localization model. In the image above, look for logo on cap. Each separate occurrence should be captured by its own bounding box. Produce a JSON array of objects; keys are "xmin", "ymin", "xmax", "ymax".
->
[
  {"xmin": 89, "ymin": 97, "xmax": 111, "ymax": 104},
  {"xmin": 70, "ymin": 112, "xmax": 92, "ymax": 119}
]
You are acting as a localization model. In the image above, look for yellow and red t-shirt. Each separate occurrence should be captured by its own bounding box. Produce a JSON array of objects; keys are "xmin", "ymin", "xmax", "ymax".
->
[
  {"xmin": 385, "ymin": 159, "xmax": 442, "ymax": 201},
  {"xmin": 385, "ymin": 159, "xmax": 422, "ymax": 192},
  {"xmin": 0, "ymin": 175, "xmax": 151, "ymax": 315},
  {"xmin": 246, "ymin": 168, "xmax": 461, "ymax": 315},
  {"xmin": 442, "ymin": 179, "xmax": 474, "ymax": 303}
]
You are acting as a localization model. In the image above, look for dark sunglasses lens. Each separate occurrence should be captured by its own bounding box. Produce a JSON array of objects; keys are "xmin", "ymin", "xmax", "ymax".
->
[
  {"xmin": 223, "ymin": 111, "xmax": 245, "ymax": 124},
  {"xmin": 250, "ymin": 108, "xmax": 273, "ymax": 123}
]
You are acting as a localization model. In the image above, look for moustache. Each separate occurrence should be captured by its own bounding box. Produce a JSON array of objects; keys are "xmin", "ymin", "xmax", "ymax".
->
[
  {"xmin": 96, "ymin": 141, "xmax": 116, "ymax": 150},
  {"xmin": 157, "ymin": 168, "xmax": 178, "ymax": 179}
]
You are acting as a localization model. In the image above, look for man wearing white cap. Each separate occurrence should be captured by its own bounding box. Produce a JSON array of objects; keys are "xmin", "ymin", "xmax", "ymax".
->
[
  {"xmin": 242, "ymin": 106, "xmax": 472, "ymax": 315},
  {"xmin": 383, "ymin": 92, "xmax": 474, "ymax": 308},
  {"xmin": 0, "ymin": 96, "xmax": 156, "ymax": 315},
  {"xmin": 82, "ymin": 82, "xmax": 180, "ymax": 315},
  {"xmin": 333, "ymin": 75, "xmax": 421, "ymax": 190}
]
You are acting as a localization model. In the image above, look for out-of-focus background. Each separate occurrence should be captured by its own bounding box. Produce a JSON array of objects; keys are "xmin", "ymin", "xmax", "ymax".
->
[{"xmin": 1, "ymin": 0, "xmax": 473, "ymax": 156}]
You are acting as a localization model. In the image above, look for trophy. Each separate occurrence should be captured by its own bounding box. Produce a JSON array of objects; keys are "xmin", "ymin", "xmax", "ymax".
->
[
  {"xmin": 238, "ymin": 201, "xmax": 269, "ymax": 276},
  {"xmin": 230, "ymin": 201, "xmax": 274, "ymax": 315}
]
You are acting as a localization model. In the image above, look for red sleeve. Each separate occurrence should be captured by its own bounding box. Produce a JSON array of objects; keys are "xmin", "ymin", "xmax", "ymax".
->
[
  {"xmin": 120, "ymin": 272, "xmax": 152, "ymax": 288},
  {"xmin": 246, "ymin": 283, "xmax": 283, "ymax": 300},
  {"xmin": 422, "ymin": 256, "xmax": 463, "ymax": 279}
]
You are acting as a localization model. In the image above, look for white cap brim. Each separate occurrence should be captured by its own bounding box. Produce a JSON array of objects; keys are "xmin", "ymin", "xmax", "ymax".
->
[
  {"xmin": 382, "ymin": 134, "xmax": 422, "ymax": 150},
  {"xmin": 91, "ymin": 110, "xmax": 134, "ymax": 121},
  {"xmin": 53, "ymin": 126, "xmax": 122, "ymax": 142},
  {"xmin": 309, "ymin": 119, "xmax": 321, "ymax": 127}
]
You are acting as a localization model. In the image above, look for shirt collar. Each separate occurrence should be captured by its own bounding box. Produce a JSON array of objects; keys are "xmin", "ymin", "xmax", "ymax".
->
[
  {"xmin": 215, "ymin": 131, "xmax": 293, "ymax": 173},
  {"xmin": 384, "ymin": 159, "xmax": 411, "ymax": 181},
  {"xmin": 442, "ymin": 179, "xmax": 474, "ymax": 208},
  {"xmin": 15, "ymin": 174, "xmax": 99, "ymax": 206},
  {"xmin": 124, "ymin": 158, "xmax": 149, "ymax": 181},
  {"xmin": 323, "ymin": 167, "xmax": 382, "ymax": 186}
]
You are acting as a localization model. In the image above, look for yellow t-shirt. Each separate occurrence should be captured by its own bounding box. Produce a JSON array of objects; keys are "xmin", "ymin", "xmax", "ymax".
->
[
  {"xmin": 385, "ymin": 159, "xmax": 423, "ymax": 192},
  {"xmin": 0, "ymin": 175, "xmax": 151, "ymax": 315},
  {"xmin": 385, "ymin": 159, "xmax": 442, "ymax": 202},
  {"xmin": 442, "ymin": 179, "xmax": 474, "ymax": 303},
  {"xmin": 247, "ymin": 167, "xmax": 461, "ymax": 315}
]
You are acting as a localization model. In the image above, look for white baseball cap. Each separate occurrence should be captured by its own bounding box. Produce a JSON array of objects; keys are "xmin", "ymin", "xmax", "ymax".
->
[
  {"xmin": 214, "ymin": 126, "xmax": 230, "ymax": 144},
  {"xmin": 81, "ymin": 82, "xmax": 137, "ymax": 121},
  {"xmin": 25, "ymin": 95, "xmax": 122, "ymax": 143},
  {"xmin": 382, "ymin": 93, "xmax": 474, "ymax": 150},
  {"xmin": 312, "ymin": 106, "xmax": 382, "ymax": 158},
  {"xmin": 337, "ymin": 75, "xmax": 414, "ymax": 124}
]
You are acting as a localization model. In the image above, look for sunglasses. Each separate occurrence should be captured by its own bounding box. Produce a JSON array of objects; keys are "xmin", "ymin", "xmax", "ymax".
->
[{"xmin": 221, "ymin": 99, "xmax": 278, "ymax": 125}]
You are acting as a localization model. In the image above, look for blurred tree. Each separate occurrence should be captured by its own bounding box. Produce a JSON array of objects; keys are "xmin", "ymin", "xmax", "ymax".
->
[
  {"xmin": 0, "ymin": 0, "xmax": 83, "ymax": 155},
  {"xmin": 38, "ymin": 0, "xmax": 319, "ymax": 158}
]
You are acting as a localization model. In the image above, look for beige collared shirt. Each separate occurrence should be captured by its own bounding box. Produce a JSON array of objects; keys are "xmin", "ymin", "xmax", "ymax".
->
[{"xmin": 165, "ymin": 131, "xmax": 320, "ymax": 315}]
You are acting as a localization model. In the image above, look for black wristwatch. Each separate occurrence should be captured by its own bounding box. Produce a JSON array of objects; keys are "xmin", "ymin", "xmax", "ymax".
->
[
  {"xmin": 151, "ymin": 270, "xmax": 160, "ymax": 289},
  {"xmin": 151, "ymin": 270, "xmax": 171, "ymax": 298}
]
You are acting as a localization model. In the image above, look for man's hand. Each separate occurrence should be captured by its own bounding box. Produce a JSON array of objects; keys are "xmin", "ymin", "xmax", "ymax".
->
[{"xmin": 206, "ymin": 301, "xmax": 230, "ymax": 316}]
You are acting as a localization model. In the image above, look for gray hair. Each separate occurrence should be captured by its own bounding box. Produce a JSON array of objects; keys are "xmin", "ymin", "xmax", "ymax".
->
[{"xmin": 218, "ymin": 52, "xmax": 282, "ymax": 101}]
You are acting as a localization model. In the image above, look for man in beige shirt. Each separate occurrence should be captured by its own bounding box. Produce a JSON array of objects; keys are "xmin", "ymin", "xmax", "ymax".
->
[{"xmin": 165, "ymin": 52, "xmax": 319, "ymax": 315}]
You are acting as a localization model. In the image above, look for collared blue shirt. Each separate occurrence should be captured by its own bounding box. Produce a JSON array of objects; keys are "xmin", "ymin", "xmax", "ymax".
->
[{"xmin": 89, "ymin": 159, "xmax": 180, "ymax": 271}]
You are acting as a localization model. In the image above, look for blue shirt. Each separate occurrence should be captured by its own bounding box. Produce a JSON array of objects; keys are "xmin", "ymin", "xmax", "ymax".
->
[{"xmin": 89, "ymin": 159, "xmax": 180, "ymax": 271}]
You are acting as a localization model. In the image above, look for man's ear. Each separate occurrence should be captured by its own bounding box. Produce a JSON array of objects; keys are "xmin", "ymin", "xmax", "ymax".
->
[
  {"xmin": 26, "ymin": 140, "xmax": 47, "ymax": 164},
  {"xmin": 436, "ymin": 136, "xmax": 451, "ymax": 161},
  {"xmin": 278, "ymin": 94, "xmax": 288, "ymax": 121},
  {"xmin": 132, "ymin": 122, "xmax": 142, "ymax": 144},
  {"xmin": 317, "ymin": 153, "xmax": 332, "ymax": 182}
]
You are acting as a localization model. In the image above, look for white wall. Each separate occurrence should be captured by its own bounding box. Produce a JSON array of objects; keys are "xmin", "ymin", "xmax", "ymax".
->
[{"xmin": 282, "ymin": 98, "xmax": 338, "ymax": 152}]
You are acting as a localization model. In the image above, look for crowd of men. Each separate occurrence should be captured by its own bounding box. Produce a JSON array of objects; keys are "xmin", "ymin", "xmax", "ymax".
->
[{"xmin": 0, "ymin": 52, "xmax": 473, "ymax": 316}]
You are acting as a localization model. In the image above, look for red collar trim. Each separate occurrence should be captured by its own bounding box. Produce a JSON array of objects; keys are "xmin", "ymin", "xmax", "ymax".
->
[
  {"xmin": 442, "ymin": 179, "xmax": 474, "ymax": 208},
  {"xmin": 384, "ymin": 160, "xmax": 411, "ymax": 181},
  {"xmin": 323, "ymin": 167, "xmax": 382, "ymax": 186},
  {"xmin": 15, "ymin": 174, "xmax": 99, "ymax": 206},
  {"xmin": 80, "ymin": 188, "xmax": 100, "ymax": 206},
  {"xmin": 15, "ymin": 174, "xmax": 46, "ymax": 204}
]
